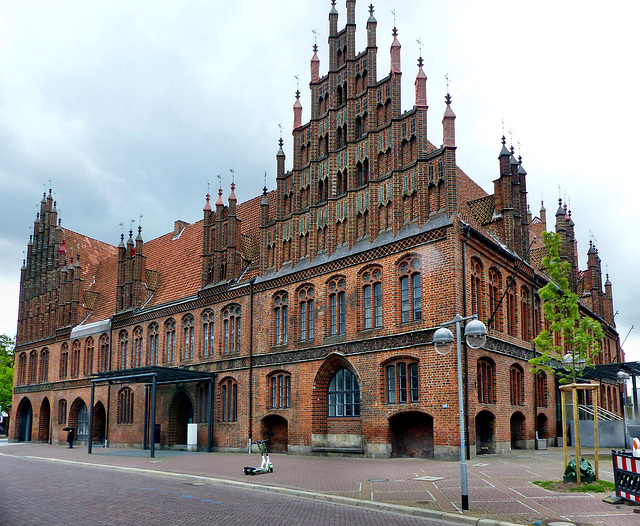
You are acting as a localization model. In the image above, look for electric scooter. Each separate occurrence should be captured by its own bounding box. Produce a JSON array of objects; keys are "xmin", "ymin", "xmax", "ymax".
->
[{"xmin": 243, "ymin": 439, "xmax": 274, "ymax": 475}]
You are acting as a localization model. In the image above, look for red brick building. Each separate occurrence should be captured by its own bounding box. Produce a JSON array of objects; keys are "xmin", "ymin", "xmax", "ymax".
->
[{"xmin": 11, "ymin": 1, "xmax": 623, "ymax": 459}]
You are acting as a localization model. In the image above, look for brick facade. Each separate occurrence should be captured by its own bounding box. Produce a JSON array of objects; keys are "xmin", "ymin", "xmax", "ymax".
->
[{"xmin": 11, "ymin": 2, "xmax": 622, "ymax": 459}]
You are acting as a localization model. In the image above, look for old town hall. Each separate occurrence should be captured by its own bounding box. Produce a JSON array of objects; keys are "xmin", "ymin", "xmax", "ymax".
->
[{"xmin": 11, "ymin": 1, "xmax": 623, "ymax": 459}]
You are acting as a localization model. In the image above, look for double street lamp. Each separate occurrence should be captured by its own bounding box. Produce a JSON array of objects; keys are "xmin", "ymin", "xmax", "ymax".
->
[{"xmin": 433, "ymin": 315, "xmax": 487, "ymax": 511}]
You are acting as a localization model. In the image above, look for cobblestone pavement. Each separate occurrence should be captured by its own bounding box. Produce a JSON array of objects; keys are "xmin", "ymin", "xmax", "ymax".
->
[
  {"xmin": 1, "ymin": 441, "xmax": 638, "ymax": 526},
  {"xmin": 0, "ymin": 454, "xmax": 462, "ymax": 526}
]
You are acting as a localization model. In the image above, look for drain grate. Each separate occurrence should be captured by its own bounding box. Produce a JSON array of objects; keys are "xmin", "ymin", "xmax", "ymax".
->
[{"xmin": 366, "ymin": 478, "xmax": 390, "ymax": 482}]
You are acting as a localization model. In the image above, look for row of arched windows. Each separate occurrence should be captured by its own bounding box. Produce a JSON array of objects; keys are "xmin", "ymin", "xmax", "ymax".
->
[
  {"xmin": 270, "ymin": 257, "xmax": 421, "ymax": 346},
  {"xmin": 477, "ymin": 358, "xmax": 548, "ymax": 408},
  {"xmin": 470, "ymin": 257, "xmax": 539, "ymax": 341}
]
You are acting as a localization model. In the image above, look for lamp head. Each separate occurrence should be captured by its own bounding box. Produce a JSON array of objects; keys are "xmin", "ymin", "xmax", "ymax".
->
[
  {"xmin": 617, "ymin": 370, "xmax": 630, "ymax": 384},
  {"xmin": 433, "ymin": 327, "xmax": 454, "ymax": 355},
  {"xmin": 464, "ymin": 319, "xmax": 487, "ymax": 349}
]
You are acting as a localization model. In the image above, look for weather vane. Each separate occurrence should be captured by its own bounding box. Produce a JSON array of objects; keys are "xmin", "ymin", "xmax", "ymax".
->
[
  {"xmin": 119, "ymin": 222, "xmax": 124, "ymax": 236},
  {"xmin": 129, "ymin": 218, "xmax": 135, "ymax": 232},
  {"xmin": 312, "ymin": 28, "xmax": 317, "ymax": 48},
  {"xmin": 139, "ymin": 214, "xmax": 143, "ymax": 229},
  {"xmin": 278, "ymin": 123, "xmax": 283, "ymax": 139},
  {"xmin": 392, "ymin": 9, "xmax": 396, "ymax": 26},
  {"xmin": 295, "ymin": 74, "xmax": 300, "ymax": 92},
  {"xmin": 217, "ymin": 173, "xmax": 222, "ymax": 189},
  {"xmin": 229, "ymin": 168, "xmax": 235, "ymax": 184},
  {"xmin": 416, "ymin": 38, "xmax": 422, "ymax": 57}
]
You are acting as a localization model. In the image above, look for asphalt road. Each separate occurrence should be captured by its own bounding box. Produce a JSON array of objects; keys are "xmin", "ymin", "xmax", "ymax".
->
[{"xmin": 0, "ymin": 455, "xmax": 461, "ymax": 526}]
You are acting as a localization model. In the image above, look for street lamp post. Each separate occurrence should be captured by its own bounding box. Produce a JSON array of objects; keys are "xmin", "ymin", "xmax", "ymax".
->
[
  {"xmin": 433, "ymin": 315, "xmax": 487, "ymax": 511},
  {"xmin": 617, "ymin": 370, "xmax": 630, "ymax": 449}
]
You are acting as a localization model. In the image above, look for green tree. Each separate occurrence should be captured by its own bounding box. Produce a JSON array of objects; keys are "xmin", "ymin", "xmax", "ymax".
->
[
  {"xmin": 0, "ymin": 334, "xmax": 15, "ymax": 411},
  {"xmin": 529, "ymin": 231, "xmax": 603, "ymax": 384}
]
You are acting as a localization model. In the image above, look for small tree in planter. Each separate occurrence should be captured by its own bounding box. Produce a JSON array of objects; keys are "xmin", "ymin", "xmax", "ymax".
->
[{"xmin": 529, "ymin": 231, "xmax": 603, "ymax": 482}]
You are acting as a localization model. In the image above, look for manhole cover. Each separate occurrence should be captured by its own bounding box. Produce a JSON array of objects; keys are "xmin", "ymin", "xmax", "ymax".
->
[
  {"xmin": 367, "ymin": 478, "xmax": 389, "ymax": 482},
  {"xmin": 413, "ymin": 476, "xmax": 444, "ymax": 481},
  {"xmin": 546, "ymin": 522, "xmax": 578, "ymax": 526}
]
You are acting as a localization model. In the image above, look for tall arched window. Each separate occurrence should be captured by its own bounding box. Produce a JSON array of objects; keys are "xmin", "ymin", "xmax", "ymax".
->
[
  {"xmin": 148, "ymin": 323, "xmax": 159, "ymax": 365},
  {"xmin": 182, "ymin": 314, "xmax": 195, "ymax": 360},
  {"xmin": 273, "ymin": 292, "xmax": 289, "ymax": 345},
  {"xmin": 478, "ymin": 358, "xmax": 496, "ymax": 404},
  {"xmin": 488, "ymin": 269, "xmax": 502, "ymax": 331},
  {"xmin": 39, "ymin": 348, "xmax": 49, "ymax": 382},
  {"xmin": 133, "ymin": 326, "xmax": 143, "ymax": 367},
  {"xmin": 58, "ymin": 399, "xmax": 67, "ymax": 425},
  {"xmin": 98, "ymin": 334, "xmax": 110, "ymax": 373},
  {"xmin": 328, "ymin": 368, "xmax": 360, "ymax": 417},
  {"xmin": 202, "ymin": 310, "xmax": 214, "ymax": 358},
  {"xmin": 71, "ymin": 340, "xmax": 81, "ymax": 377},
  {"xmin": 510, "ymin": 364, "xmax": 525, "ymax": 406},
  {"xmin": 298, "ymin": 285, "xmax": 315, "ymax": 341},
  {"xmin": 269, "ymin": 372, "xmax": 291, "ymax": 409},
  {"xmin": 398, "ymin": 256, "xmax": 421, "ymax": 323},
  {"xmin": 220, "ymin": 378, "xmax": 238, "ymax": 422},
  {"xmin": 29, "ymin": 350, "xmax": 38, "ymax": 384},
  {"xmin": 506, "ymin": 278, "xmax": 517, "ymax": 337},
  {"xmin": 536, "ymin": 372, "xmax": 548, "ymax": 407},
  {"xmin": 118, "ymin": 330, "xmax": 128, "ymax": 369},
  {"xmin": 59, "ymin": 343, "xmax": 69, "ymax": 379},
  {"xmin": 328, "ymin": 277, "xmax": 346, "ymax": 336},
  {"xmin": 84, "ymin": 337, "xmax": 94, "ymax": 375},
  {"xmin": 520, "ymin": 286, "xmax": 531, "ymax": 341},
  {"xmin": 165, "ymin": 318, "xmax": 176, "ymax": 363},
  {"xmin": 362, "ymin": 268, "xmax": 382, "ymax": 330},
  {"xmin": 223, "ymin": 305, "xmax": 241, "ymax": 354},
  {"xmin": 118, "ymin": 387, "xmax": 134, "ymax": 424},
  {"xmin": 18, "ymin": 352, "xmax": 27, "ymax": 385},
  {"xmin": 470, "ymin": 258, "xmax": 483, "ymax": 319},
  {"xmin": 385, "ymin": 360, "xmax": 419, "ymax": 404}
]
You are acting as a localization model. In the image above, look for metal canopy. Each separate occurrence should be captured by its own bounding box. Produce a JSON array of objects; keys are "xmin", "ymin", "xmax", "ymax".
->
[
  {"xmin": 91, "ymin": 365, "xmax": 216, "ymax": 385},
  {"xmin": 583, "ymin": 362, "xmax": 640, "ymax": 383},
  {"xmin": 88, "ymin": 366, "xmax": 216, "ymax": 458}
]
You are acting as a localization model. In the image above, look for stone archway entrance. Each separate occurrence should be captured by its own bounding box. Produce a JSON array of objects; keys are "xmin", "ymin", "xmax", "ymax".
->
[
  {"xmin": 168, "ymin": 391, "xmax": 194, "ymax": 446},
  {"xmin": 260, "ymin": 414, "xmax": 288, "ymax": 453},
  {"xmin": 17, "ymin": 398, "xmax": 33, "ymax": 442},
  {"xmin": 92, "ymin": 402, "xmax": 106, "ymax": 445},
  {"xmin": 476, "ymin": 410, "xmax": 496, "ymax": 455},
  {"xmin": 39, "ymin": 398, "xmax": 51, "ymax": 442},
  {"xmin": 536, "ymin": 413, "xmax": 549, "ymax": 439},
  {"xmin": 510, "ymin": 411, "xmax": 526, "ymax": 449},
  {"xmin": 389, "ymin": 411, "xmax": 434, "ymax": 458}
]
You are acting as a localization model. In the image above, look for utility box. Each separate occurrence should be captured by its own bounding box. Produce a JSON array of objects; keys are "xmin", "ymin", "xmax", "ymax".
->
[
  {"xmin": 187, "ymin": 423, "xmax": 197, "ymax": 452},
  {"xmin": 536, "ymin": 432, "xmax": 547, "ymax": 450}
]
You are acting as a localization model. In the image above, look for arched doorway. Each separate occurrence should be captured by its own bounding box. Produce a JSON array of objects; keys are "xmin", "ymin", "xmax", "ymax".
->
[
  {"xmin": 77, "ymin": 404, "xmax": 89, "ymax": 443},
  {"xmin": 39, "ymin": 399, "xmax": 51, "ymax": 442},
  {"xmin": 260, "ymin": 414, "xmax": 288, "ymax": 453},
  {"xmin": 389, "ymin": 411, "xmax": 434, "ymax": 458},
  {"xmin": 93, "ymin": 402, "xmax": 106, "ymax": 445},
  {"xmin": 476, "ymin": 410, "xmax": 496, "ymax": 455},
  {"xmin": 536, "ymin": 413, "xmax": 549, "ymax": 439},
  {"xmin": 510, "ymin": 411, "xmax": 526, "ymax": 449},
  {"xmin": 168, "ymin": 391, "xmax": 194, "ymax": 446},
  {"xmin": 17, "ymin": 398, "xmax": 33, "ymax": 442}
]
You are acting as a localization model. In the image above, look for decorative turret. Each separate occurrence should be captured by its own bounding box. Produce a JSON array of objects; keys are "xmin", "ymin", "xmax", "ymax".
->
[
  {"xmin": 442, "ymin": 93, "xmax": 456, "ymax": 148},
  {"xmin": 367, "ymin": 3, "xmax": 377, "ymax": 48},
  {"xmin": 293, "ymin": 90, "xmax": 303, "ymax": 129},
  {"xmin": 539, "ymin": 201, "xmax": 547, "ymax": 229},
  {"xmin": 310, "ymin": 44, "xmax": 320, "ymax": 83},
  {"xmin": 415, "ymin": 57, "xmax": 427, "ymax": 108},
  {"xmin": 390, "ymin": 26, "xmax": 401, "ymax": 74}
]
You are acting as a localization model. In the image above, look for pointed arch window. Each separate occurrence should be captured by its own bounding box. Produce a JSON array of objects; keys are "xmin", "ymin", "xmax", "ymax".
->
[
  {"xmin": 478, "ymin": 357, "xmax": 496, "ymax": 404},
  {"xmin": 98, "ymin": 334, "xmax": 110, "ymax": 373},
  {"xmin": 117, "ymin": 387, "xmax": 134, "ymax": 424},
  {"xmin": 298, "ymin": 285, "xmax": 315, "ymax": 341},
  {"xmin": 17, "ymin": 352, "xmax": 27, "ymax": 385},
  {"xmin": 148, "ymin": 323, "xmax": 159, "ymax": 365},
  {"xmin": 183, "ymin": 314, "xmax": 195, "ymax": 360},
  {"xmin": 385, "ymin": 360, "xmax": 419, "ymax": 404},
  {"xmin": 399, "ymin": 256, "xmax": 422, "ymax": 323},
  {"xmin": 362, "ymin": 268, "xmax": 382, "ymax": 330},
  {"xmin": 223, "ymin": 305, "xmax": 241, "ymax": 354},
  {"xmin": 470, "ymin": 258, "xmax": 483, "ymax": 319},
  {"xmin": 328, "ymin": 277, "xmax": 346, "ymax": 336},
  {"xmin": 118, "ymin": 330, "xmax": 128, "ymax": 369},
  {"xmin": 71, "ymin": 340, "xmax": 81, "ymax": 377},
  {"xmin": 328, "ymin": 368, "xmax": 360, "ymax": 417},
  {"xmin": 59, "ymin": 343, "xmax": 69, "ymax": 379},
  {"xmin": 165, "ymin": 318, "xmax": 176, "ymax": 363},
  {"xmin": 39, "ymin": 348, "xmax": 49, "ymax": 382},
  {"xmin": 29, "ymin": 350, "xmax": 38, "ymax": 384},
  {"xmin": 84, "ymin": 337, "xmax": 94, "ymax": 375},
  {"xmin": 536, "ymin": 372, "xmax": 548, "ymax": 407},
  {"xmin": 506, "ymin": 277, "xmax": 517, "ymax": 337},
  {"xmin": 133, "ymin": 326, "xmax": 143, "ymax": 367},
  {"xmin": 488, "ymin": 269, "xmax": 502, "ymax": 331},
  {"xmin": 273, "ymin": 292, "xmax": 289, "ymax": 345},
  {"xmin": 520, "ymin": 286, "xmax": 531, "ymax": 341},
  {"xmin": 510, "ymin": 364, "xmax": 525, "ymax": 406},
  {"xmin": 202, "ymin": 310, "xmax": 215, "ymax": 358},
  {"xmin": 220, "ymin": 378, "xmax": 238, "ymax": 422},
  {"xmin": 269, "ymin": 372, "xmax": 291, "ymax": 409},
  {"xmin": 58, "ymin": 399, "xmax": 67, "ymax": 425}
]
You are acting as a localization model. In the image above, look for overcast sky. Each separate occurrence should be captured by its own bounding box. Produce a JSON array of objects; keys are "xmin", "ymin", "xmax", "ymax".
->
[{"xmin": 1, "ymin": 0, "xmax": 638, "ymax": 361}]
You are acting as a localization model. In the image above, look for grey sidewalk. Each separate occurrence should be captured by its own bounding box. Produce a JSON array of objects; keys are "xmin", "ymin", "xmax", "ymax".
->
[{"xmin": 1, "ymin": 441, "xmax": 638, "ymax": 526}]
